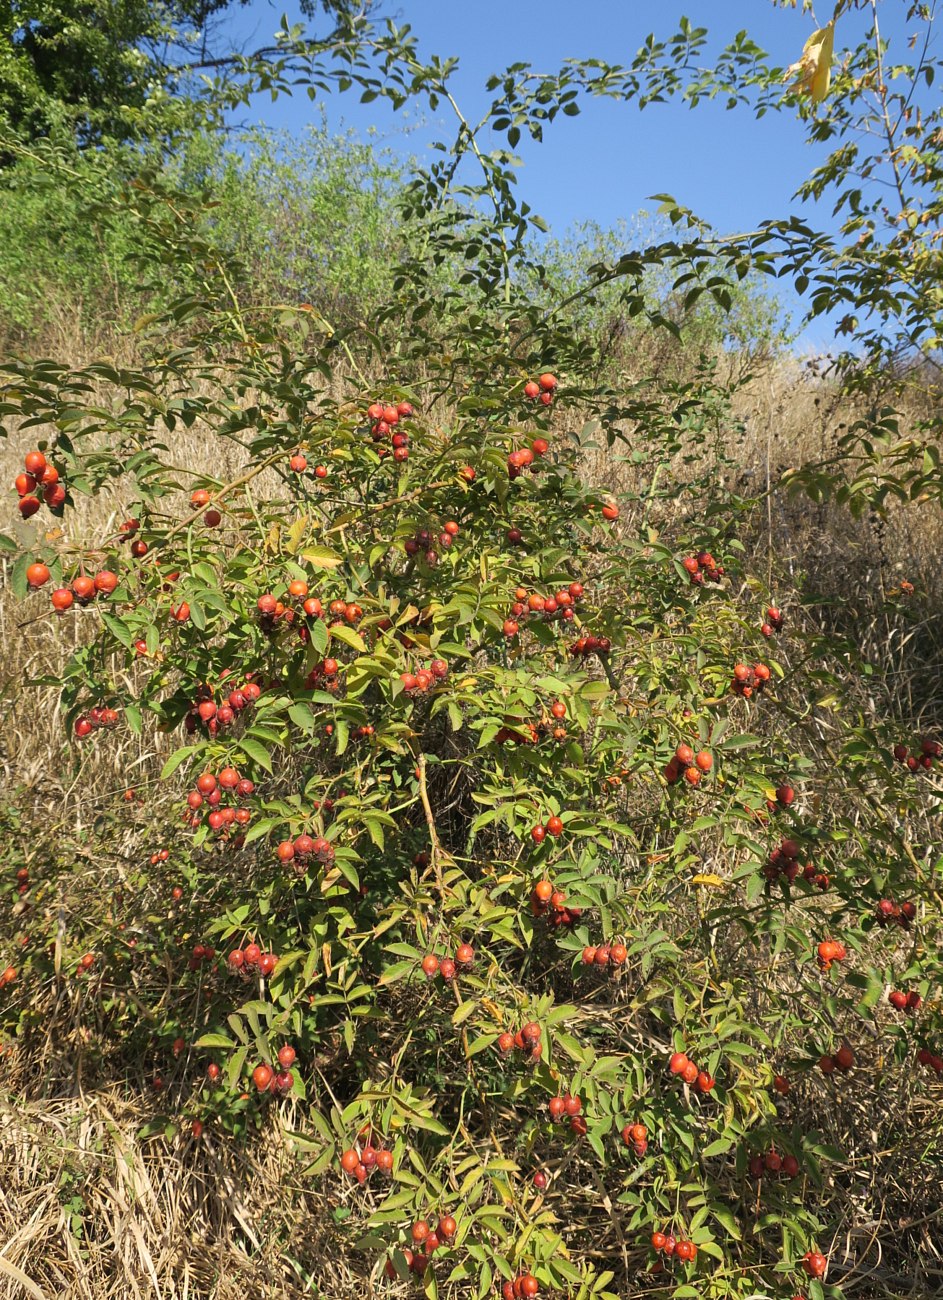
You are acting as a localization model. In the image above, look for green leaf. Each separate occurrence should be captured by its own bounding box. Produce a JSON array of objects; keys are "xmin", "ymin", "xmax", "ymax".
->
[
  {"xmin": 451, "ymin": 998, "xmax": 478, "ymax": 1026},
  {"xmin": 160, "ymin": 744, "xmax": 200, "ymax": 780},
  {"xmin": 310, "ymin": 619, "xmax": 329, "ymax": 655},
  {"xmin": 238, "ymin": 736, "xmax": 274, "ymax": 772},
  {"xmin": 288, "ymin": 702, "xmax": 315, "ymax": 733},
  {"xmin": 196, "ymin": 1032, "xmax": 236, "ymax": 1049},
  {"xmin": 103, "ymin": 613, "xmax": 135, "ymax": 655},
  {"xmin": 329, "ymin": 623, "xmax": 365, "ymax": 653}
]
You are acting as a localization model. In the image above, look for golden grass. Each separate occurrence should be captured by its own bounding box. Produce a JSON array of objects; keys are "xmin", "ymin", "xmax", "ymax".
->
[{"xmin": 0, "ymin": 1090, "xmax": 364, "ymax": 1299}]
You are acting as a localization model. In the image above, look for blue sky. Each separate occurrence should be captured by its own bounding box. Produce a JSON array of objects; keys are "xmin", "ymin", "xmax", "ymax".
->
[{"xmin": 217, "ymin": 1, "xmax": 912, "ymax": 348}]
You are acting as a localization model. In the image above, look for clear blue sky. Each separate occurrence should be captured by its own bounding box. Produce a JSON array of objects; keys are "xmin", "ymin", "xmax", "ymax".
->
[{"xmin": 217, "ymin": 1, "xmax": 912, "ymax": 348}]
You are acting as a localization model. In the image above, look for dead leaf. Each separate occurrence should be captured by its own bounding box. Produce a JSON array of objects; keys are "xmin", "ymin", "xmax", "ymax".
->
[{"xmin": 785, "ymin": 20, "xmax": 835, "ymax": 102}]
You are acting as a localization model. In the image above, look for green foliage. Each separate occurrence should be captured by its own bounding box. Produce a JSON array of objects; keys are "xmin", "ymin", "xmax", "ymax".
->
[
  {"xmin": 184, "ymin": 123, "xmax": 404, "ymax": 321},
  {"xmin": 529, "ymin": 217, "xmax": 789, "ymax": 370},
  {"xmin": 0, "ymin": 121, "xmax": 403, "ymax": 341},
  {"xmin": 0, "ymin": 0, "xmax": 369, "ymax": 154},
  {"xmin": 0, "ymin": 0, "xmax": 224, "ymax": 150}
]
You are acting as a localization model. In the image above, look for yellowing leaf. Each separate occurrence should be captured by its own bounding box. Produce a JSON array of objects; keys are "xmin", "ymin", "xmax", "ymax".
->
[
  {"xmin": 329, "ymin": 622, "xmax": 365, "ymax": 652},
  {"xmin": 785, "ymin": 20, "xmax": 835, "ymax": 102},
  {"xmin": 691, "ymin": 873, "xmax": 726, "ymax": 888},
  {"xmin": 301, "ymin": 545, "xmax": 342, "ymax": 568},
  {"xmin": 286, "ymin": 514, "xmax": 308, "ymax": 554}
]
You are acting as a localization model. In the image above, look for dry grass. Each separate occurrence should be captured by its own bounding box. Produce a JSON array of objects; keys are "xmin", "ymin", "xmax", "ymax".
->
[{"xmin": 0, "ymin": 1091, "xmax": 360, "ymax": 1300}]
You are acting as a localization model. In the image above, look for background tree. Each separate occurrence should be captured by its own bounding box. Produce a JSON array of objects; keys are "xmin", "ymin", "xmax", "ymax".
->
[{"xmin": 0, "ymin": 0, "xmax": 373, "ymax": 155}]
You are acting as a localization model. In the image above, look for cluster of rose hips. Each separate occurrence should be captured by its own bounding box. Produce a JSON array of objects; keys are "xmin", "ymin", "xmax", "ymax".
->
[
  {"xmin": 580, "ymin": 939, "xmax": 627, "ymax": 973},
  {"xmin": 183, "ymin": 679, "xmax": 262, "ymax": 738},
  {"xmin": 664, "ymin": 743, "xmax": 712, "ymax": 787},
  {"xmin": 816, "ymin": 939, "xmax": 847, "ymax": 972},
  {"xmin": 529, "ymin": 814, "xmax": 565, "ymax": 844},
  {"xmin": 184, "ymin": 768, "xmax": 255, "ymax": 840},
  {"xmin": 874, "ymin": 897, "xmax": 916, "ymax": 930},
  {"xmin": 251, "ymin": 1053, "xmax": 294, "ymax": 1095},
  {"xmin": 287, "ymin": 451, "xmax": 328, "ymax": 479},
  {"xmin": 730, "ymin": 661, "xmax": 771, "ymax": 698},
  {"xmin": 407, "ymin": 1214, "xmax": 458, "ymax": 1255},
  {"xmin": 255, "ymin": 589, "xmax": 315, "ymax": 630},
  {"xmin": 275, "ymin": 832, "xmax": 335, "ymax": 869},
  {"xmin": 892, "ymin": 737, "xmax": 941, "ymax": 772},
  {"xmin": 74, "ymin": 951, "xmax": 96, "ymax": 977},
  {"xmin": 117, "ymin": 517, "xmax": 151, "ymax": 560},
  {"xmin": 330, "ymin": 595, "xmax": 364, "ymax": 621},
  {"xmin": 650, "ymin": 1232, "xmax": 698, "ymax": 1263},
  {"xmin": 668, "ymin": 1051, "xmax": 715, "ymax": 1093},
  {"xmin": 523, "ymin": 372, "xmax": 558, "ymax": 405},
  {"xmin": 340, "ymin": 1129, "xmax": 394, "ymax": 1184},
  {"xmin": 27, "ymin": 560, "xmax": 121, "ymax": 613},
  {"xmin": 366, "ymin": 398, "xmax": 414, "ymax": 462},
  {"xmin": 383, "ymin": 1249, "xmax": 427, "ymax": 1281},
  {"xmin": 508, "ymin": 435, "xmax": 551, "ymax": 479},
  {"xmin": 13, "ymin": 866, "xmax": 29, "ymax": 896},
  {"xmin": 761, "ymin": 605, "xmax": 784, "ymax": 637},
  {"xmin": 533, "ymin": 712, "xmax": 569, "ymax": 744},
  {"xmin": 503, "ymin": 582, "xmax": 584, "ymax": 638},
  {"xmin": 494, "ymin": 703, "xmax": 568, "ymax": 746},
  {"xmin": 495, "ymin": 1020, "xmax": 543, "ymax": 1066},
  {"xmin": 620, "ymin": 1121, "xmax": 648, "ymax": 1156},
  {"xmin": 529, "ymin": 879, "xmax": 581, "ymax": 928},
  {"xmin": 385, "ymin": 1216, "xmax": 460, "ymax": 1281},
  {"xmin": 916, "ymin": 1046, "xmax": 943, "ymax": 1075},
  {"xmin": 747, "ymin": 1148, "xmax": 800, "ymax": 1179},
  {"xmin": 568, "ymin": 632, "xmax": 611, "ymax": 657},
  {"xmin": 501, "ymin": 1275, "xmax": 541, "ymax": 1299},
  {"xmin": 818, "ymin": 1044, "xmax": 855, "ymax": 1073},
  {"xmin": 762, "ymin": 837, "xmax": 828, "ymax": 890},
  {"xmin": 74, "ymin": 704, "xmax": 120, "ymax": 739},
  {"xmin": 548, "ymin": 1090, "xmax": 586, "ymax": 1136},
  {"xmin": 14, "ymin": 449, "xmax": 65, "ymax": 519},
  {"xmin": 188, "ymin": 487, "xmax": 223, "ymax": 527},
  {"xmin": 227, "ymin": 943, "xmax": 278, "ymax": 977},
  {"xmin": 888, "ymin": 989, "xmax": 921, "ymax": 1012},
  {"xmin": 256, "ymin": 588, "xmax": 362, "ymax": 643},
  {"xmin": 303, "ymin": 657, "xmax": 342, "ymax": 693},
  {"xmin": 681, "ymin": 550, "xmax": 723, "ymax": 585},
  {"xmin": 187, "ymin": 943, "xmax": 216, "ymax": 972},
  {"xmin": 400, "ymin": 658, "xmax": 449, "ymax": 693},
  {"xmin": 404, "ymin": 519, "xmax": 459, "ymax": 563},
  {"xmin": 419, "ymin": 944, "xmax": 475, "ymax": 984}
]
